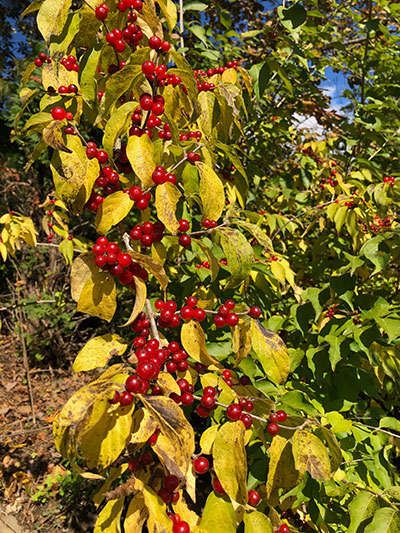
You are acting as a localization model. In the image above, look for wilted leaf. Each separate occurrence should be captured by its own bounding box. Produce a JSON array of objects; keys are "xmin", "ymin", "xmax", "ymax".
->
[
  {"xmin": 213, "ymin": 421, "xmax": 248, "ymax": 504},
  {"xmin": 42, "ymin": 121, "xmax": 71, "ymax": 152},
  {"xmin": 121, "ymin": 276, "xmax": 147, "ymax": 327},
  {"xmin": 128, "ymin": 250, "xmax": 168, "ymax": 291},
  {"xmin": 73, "ymin": 334, "xmax": 128, "ymax": 372}
]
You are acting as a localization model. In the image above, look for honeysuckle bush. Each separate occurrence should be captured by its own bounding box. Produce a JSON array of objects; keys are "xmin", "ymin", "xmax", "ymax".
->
[{"xmin": 2, "ymin": 0, "xmax": 400, "ymax": 531}]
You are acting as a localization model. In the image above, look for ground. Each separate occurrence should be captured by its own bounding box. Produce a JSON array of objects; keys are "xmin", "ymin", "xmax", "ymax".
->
[{"xmin": 0, "ymin": 335, "xmax": 97, "ymax": 533}]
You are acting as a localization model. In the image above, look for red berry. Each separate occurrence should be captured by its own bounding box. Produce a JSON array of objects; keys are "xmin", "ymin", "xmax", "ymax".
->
[
  {"xmin": 149, "ymin": 35, "xmax": 162, "ymax": 49},
  {"xmin": 136, "ymin": 198, "xmax": 149, "ymax": 210},
  {"xmin": 193, "ymin": 308, "xmax": 206, "ymax": 321},
  {"xmin": 214, "ymin": 315, "xmax": 226, "ymax": 328},
  {"xmin": 161, "ymin": 41, "xmax": 171, "ymax": 52},
  {"xmin": 97, "ymin": 150, "xmax": 109, "ymax": 164},
  {"xmin": 34, "ymin": 58, "xmax": 43, "ymax": 67},
  {"xmin": 276, "ymin": 410, "xmax": 287, "ymax": 422},
  {"xmin": 181, "ymin": 392, "xmax": 194, "ymax": 406},
  {"xmin": 94, "ymin": 255, "xmax": 107, "ymax": 268},
  {"xmin": 226, "ymin": 403, "xmax": 242, "ymax": 420},
  {"xmin": 249, "ymin": 306, "xmax": 262, "ymax": 318},
  {"xmin": 279, "ymin": 526, "xmax": 290, "ymax": 533},
  {"xmin": 51, "ymin": 107, "xmax": 67, "ymax": 120},
  {"xmin": 95, "ymin": 4, "xmax": 109, "ymax": 20},
  {"xmin": 213, "ymin": 478, "xmax": 225, "ymax": 494},
  {"xmin": 119, "ymin": 391, "xmax": 134, "ymax": 406},
  {"xmin": 178, "ymin": 219, "xmax": 190, "ymax": 232},
  {"xmin": 142, "ymin": 61, "xmax": 155, "ymax": 76},
  {"xmin": 125, "ymin": 374, "xmax": 142, "ymax": 393},
  {"xmin": 186, "ymin": 296, "xmax": 198, "ymax": 307},
  {"xmin": 179, "ymin": 234, "xmax": 191, "ymax": 247},
  {"xmin": 173, "ymin": 522, "xmax": 190, "ymax": 533},
  {"xmin": 267, "ymin": 423, "xmax": 279, "ymax": 436},
  {"xmin": 196, "ymin": 405, "xmax": 210, "ymax": 418},
  {"xmin": 269, "ymin": 412, "xmax": 279, "ymax": 423},
  {"xmin": 248, "ymin": 489, "xmax": 260, "ymax": 506},
  {"xmin": 226, "ymin": 313, "xmax": 239, "ymax": 326},
  {"xmin": 193, "ymin": 456, "xmax": 209, "ymax": 474},
  {"xmin": 222, "ymin": 369, "xmax": 231, "ymax": 379},
  {"xmin": 147, "ymin": 431, "xmax": 159, "ymax": 445},
  {"xmin": 225, "ymin": 299, "xmax": 235, "ymax": 310},
  {"xmin": 137, "ymin": 361, "xmax": 157, "ymax": 380},
  {"xmin": 240, "ymin": 413, "xmax": 253, "ymax": 429},
  {"xmin": 246, "ymin": 401, "xmax": 254, "ymax": 412},
  {"xmin": 180, "ymin": 306, "xmax": 193, "ymax": 321},
  {"xmin": 128, "ymin": 458, "xmax": 141, "ymax": 472},
  {"xmin": 187, "ymin": 152, "xmax": 200, "ymax": 164},
  {"xmin": 164, "ymin": 474, "xmax": 179, "ymax": 491},
  {"xmin": 140, "ymin": 451, "xmax": 153, "ymax": 465},
  {"xmin": 201, "ymin": 395, "xmax": 216, "ymax": 409}
]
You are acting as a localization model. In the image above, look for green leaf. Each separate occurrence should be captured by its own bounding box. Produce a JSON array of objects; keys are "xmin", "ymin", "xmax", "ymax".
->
[
  {"xmin": 197, "ymin": 161, "xmax": 225, "ymax": 221},
  {"xmin": 213, "ymin": 421, "xmax": 248, "ymax": 504},
  {"xmin": 249, "ymin": 61, "xmax": 270, "ymax": 100},
  {"xmin": 361, "ymin": 236, "xmax": 390, "ymax": 274},
  {"xmin": 364, "ymin": 508, "xmax": 400, "ymax": 532},
  {"xmin": 232, "ymin": 220, "xmax": 272, "ymax": 250},
  {"xmin": 380, "ymin": 417, "xmax": 400, "ymax": 432},
  {"xmin": 20, "ymin": 0, "xmax": 45, "ymax": 19},
  {"xmin": 59, "ymin": 238, "xmax": 74, "ymax": 264},
  {"xmin": 375, "ymin": 316, "xmax": 400, "ymax": 342},
  {"xmin": 325, "ymin": 411, "xmax": 352, "ymax": 434},
  {"xmin": 277, "ymin": 3, "xmax": 307, "ymax": 30},
  {"xmin": 95, "ymin": 191, "xmax": 134, "ymax": 235},
  {"xmin": 292, "ymin": 430, "xmax": 331, "ymax": 481},
  {"xmin": 250, "ymin": 319, "xmax": 291, "ymax": 384},
  {"xmin": 325, "ymin": 333, "xmax": 345, "ymax": 370},
  {"xmin": 243, "ymin": 511, "xmax": 273, "ymax": 533},
  {"xmin": 217, "ymin": 227, "xmax": 254, "ymax": 287},
  {"xmin": 199, "ymin": 492, "xmax": 236, "ymax": 532},
  {"xmin": 73, "ymin": 334, "xmax": 128, "ymax": 372},
  {"xmin": 348, "ymin": 492, "xmax": 380, "ymax": 533},
  {"xmin": 79, "ymin": 43, "xmax": 103, "ymax": 108},
  {"xmin": 183, "ymin": 1, "xmax": 208, "ymax": 11}
]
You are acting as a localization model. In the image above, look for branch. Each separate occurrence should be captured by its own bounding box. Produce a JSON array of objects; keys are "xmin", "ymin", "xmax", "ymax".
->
[
  {"xmin": 0, "ymin": 299, "xmax": 56, "ymax": 312},
  {"xmin": 179, "ymin": 0, "xmax": 185, "ymax": 52},
  {"xmin": 145, "ymin": 299, "xmax": 160, "ymax": 342}
]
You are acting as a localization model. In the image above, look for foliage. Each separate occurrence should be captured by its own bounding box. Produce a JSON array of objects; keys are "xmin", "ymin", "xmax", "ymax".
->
[{"xmin": 3, "ymin": 0, "xmax": 400, "ymax": 531}]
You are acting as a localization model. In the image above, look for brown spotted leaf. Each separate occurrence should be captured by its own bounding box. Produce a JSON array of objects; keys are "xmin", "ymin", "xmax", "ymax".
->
[{"xmin": 292, "ymin": 430, "xmax": 331, "ymax": 481}]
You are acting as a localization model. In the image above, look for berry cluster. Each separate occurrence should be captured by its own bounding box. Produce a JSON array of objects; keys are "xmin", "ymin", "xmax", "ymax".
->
[
  {"xmin": 157, "ymin": 474, "xmax": 180, "ymax": 504},
  {"xmin": 179, "ymin": 130, "xmax": 202, "ymax": 142},
  {"xmin": 194, "ymin": 61, "xmax": 239, "ymax": 92},
  {"xmin": 177, "ymin": 219, "xmax": 192, "ymax": 247},
  {"xmin": 85, "ymin": 143, "xmax": 109, "ymax": 164},
  {"xmin": 61, "ymin": 55, "xmax": 79, "ymax": 72},
  {"xmin": 131, "ymin": 311, "xmax": 151, "ymax": 339},
  {"xmin": 187, "ymin": 152, "xmax": 201, "ymax": 165},
  {"xmin": 151, "ymin": 166, "xmax": 177, "ymax": 186},
  {"xmin": 34, "ymin": 52, "xmax": 51, "ymax": 68},
  {"xmin": 213, "ymin": 300, "xmax": 239, "ymax": 328},
  {"xmin": 196, "ymin": 260, "xmax": 210, "ymax": 269},
  {"xmin": 95, "ymin": 166, "xmax": 121, "ymax": 196},
  {"xmin": 220, "ymin": 166, "xmax": 236, "ymax": 182},
  {"xmin": 156, "ymin": 297, "xmax": 207, "ymax": 327},
  {"xmin": 225, "ymin": 399, "xmax": 254, "ymax": 428},
  {"xmin": 84, "ymin": 190, "xmax": 104, "ymax": 212},
  {"xmin": 105, "ymin": 20, "xmax": 143, "ymax": 53},
  {"xmin": 383, "ymin": 176, "xmax": 395, "ymax": 186},
  {"xmin": 201, "ymin": 218, "xmax": 218, "ymax": 229},
  {"xmin": 129, "ymin": 221, "xmax": 165, "ymax": 247},
  {"xmin": 128, "ymin": 186, "xmax": 152, "ymax": 210},
  {"xmin": 51, "ymin": 107, "xmax": 73, "ymax": 121},
  {"xmin": 267, "ymin": 410, "xmax": 287, "ymax": 436},
  {"xmin": 325, "ymin": 303, "xmax": 339, "ymax": 320},
  {"xmin": 92, "ymin": 237, "xmax": 148, "ymax": 284},
  {"xmin": 56, "ymin": 84, "xmax": 78, "ymax": 95}
]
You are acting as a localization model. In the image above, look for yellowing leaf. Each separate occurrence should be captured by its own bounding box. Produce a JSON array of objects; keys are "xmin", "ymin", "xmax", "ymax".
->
[
  {"xmin": 250, "ymin": 319, "xmax": 290, "ymax": 384},
  {"xmin": 266, "ymin": 435, "xmax": 299, "ymax": 503},
  {"xmin": 103, "ymin": 101, "xmax": 138, "ymax": 156},
  {"xmin": 222, "ymin": 68, "xmax": 238, "ymax": 85},
  {"xmin": 130, "ymin": 408, "xmax": 158, "ymax": 447},
  {"xmin": 156, "ymin": 371, "xmax": 181, "ymax": 396},
  {"xmin": 124, "ymin": 494, "xmax": 148, "ymax": 532},
  {"xmin": 71, "ymin": 252, "xmax": 96, "ymax": 302},
  {"xmin": 81, "ymin": 403, "xmax": 135, "ymax": 469},
  {"xmin": 128, "ymin": 250, "xmax": 168, "ymax": 291},
  {"xmin": 93, "ymin": 498, "xmax": 124, "ymax": 533},
  {"xmin": 181, "ymin": 321, "xmax": 221, "ymax": 366},
  {"xmin": 232, "ymin": 320, "xmax": 252, "ymax": 366},
  {"xmin": 42, "ymin": 121, "xmax": 71, "ymax": 152},
  {"xmin": 292, "ymin": 430, "xmax": 331, "ymax": 481},
  {"xmin": 213, "ymin": 421, "xmax": 248, "ymax": 504},
  {"xmin": 197, "ymin": 161, "xmax": 225, "ymax": 221},
  {"xmin": 156, "ymin": 0, "xmax": 177, "ymax": 31},
  {"xmin": 50, "ymin": 135, "xmax": 99, "ymax": 213},
  {"xmin": 200, "ymin": 373, "xmax": 235, "ymax": 406},
  {"xmin": 93, "ymin": 465, "xmax": 128, "ymax": 506},
  {"xmin": 139, "ymin": 395, "xmax": 195, "ymax": 479},
  {"xmin": 77, "ymin": 269, "xmax": 117, "ymax": 322},
  {"xmin": 134, "ymin": 478, "xmax": 173, "ymax": 533},
  {"xmin": 126, "ymin": 134, "xmax": 155, "ymax": 188},
  {"xmin": 198, "ymin": 492, "xmax": 236, "ymax": 533},
  {"xmin": 95, "ymin": 191, "xmax": 134, "ymax": 235},
  {"xmin": 218, "ymin": 227, "xmax": 254, "ymax": 287},
  {"xmin": 243, "ymin": 511, "xmax": 273, "ymax": 533},
  {"xmin": 37, "ymin": 0, "xmax": 72, "ymax": 41},
  {"xmin": 155, "ymin": 182, "xmax": 181, "ymax": 234},
  {"xmin": 73, "ymin": 334, "xmax": 128, "ymax": 372},
  {"xmin": 121, "ymin": 276, "xmax": 147, "ymax": 327},
  {"xmin": 200, "ymin": 424, "xmax": 220, "ymax": 455}
]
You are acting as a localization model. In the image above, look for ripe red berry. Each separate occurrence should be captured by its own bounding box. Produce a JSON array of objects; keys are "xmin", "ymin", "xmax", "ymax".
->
[
  {"xmin": 180, "ymin": 306, "xmax": 193, "ymax": 321},
  {"xmin": 276, "ymin": 410, "xmax": 287, "ymax": 422},
  {"xmin": 51, "ymin": 107, "xmax": 67, "ymax": 120},
  {"xmin": 214, "ymin": 315, "xmax": 226, "ymax": 328},
  {"xmin": 248, "ymin": 489, "xmax": 261, "ymax": 506},
  {"xmin": 186, "ymin": 296, "xmax": 197, "ymax": 307},
  {"xmin": 249, "ymin": 306, "xmax": 262, "ymax": 318},
  {"xmin": 164, "ymin": 474, "xmax": 179, "ymax": 491},
  {"xmin": 149, "ymin": 35, "xmax": 162, "ymax": 49},
  {"xmin": 279, "ymin": 526, "xmax": 290, "ymax": 533},
  {"xmin": 267, "ymin": 422, "xmax": 279, "ymax": 436},
  {"xmin": 222, "ymin": 369, "xmax": 231, "ymax": 379},
  {"xmin": 212, "ymin": 478, "xmax": 225, "ymax": 494},
  {"xmin": 193, "ymin": 456, "xmax": 209, "ymax": 474},
  {"xmin": 136, "ymin": 198, "xmax": 149, "ymax": 210},
  {"xmin": 226, "ymin": 403, "xmax": 242, "ymax": 420},
  {"xmin": 140, "ymin": 94, "xmax": 153, "ymax": 110},
  {"xmin": 225, "ymin": 299, "xmax": 235, "ymax": 310},
  {"xmin": 226, "ymin": 313, "xmax": 239, "ymax": 327},
  {"xmin": 94, "ymin": 255, "xmax": 107, "ymax": 268},
  {"xmin": 140, "ymin": 451, "xmax": 153, "ymax": 465},
  {"xmin": 137, "ymin": 361, "xmax": 157, "ymax": 380},
  {"xmin": 128, "ymin": 458, "xmax": 141, "ymax": 472},
  {"xmin": 196, "ymin": 405, "xmax": 210, "ymax": 418},
  {"xmin": 97, "ymin": 150, "xmax": 109, "ymax": 164},
  {"xmin": 95, "ymin": 4, "xmax": 109, "ymax": 20},
  {"xmin": 119, "ymin": 391, "xmax": 134, "ymax": 406},
  {"xmin": 125, "ymin": 374, "xmax": 142, "ymax": 393},
  {"xmin": 179, "ymin": 234, "xmax": 191, "ymax": 247},
  {"xmin": 187, "ymin": 152, "xmax": 200, "ymax": 164},
  {"xmin": 181, "ymin": 392, "xmax": 194, "ymax": 406},
  {"xmin": 193, "ymin": 308, "xmax": 206, "ymax": 321},
  {"xmin": 178, "ymin": 219, "xmax": 190, "ymax": 232},
  {"xmin": 201, "ymin": 395, "xmax": 216, "ymax": 409},
  {"xmin": 173, "ymin": 522, "xmax": 190, "ymax": 533},
  {"xmin": 142, "ymin": 61, "xmax": 155, "ymax": 76},
  {"xmin": 269, "ymin": 412, "xmax": 279, "ymax": 423},
  {"xmin": 240, "ymin": 413, "xmax": 253, "ymax": 429},
  {"xmin": 34, "ymin": 58, "xmax": 43, "ymax": 67},
  {"xmin": 161, "ymin": 41, "xmax": 171, "ymax": 52}
]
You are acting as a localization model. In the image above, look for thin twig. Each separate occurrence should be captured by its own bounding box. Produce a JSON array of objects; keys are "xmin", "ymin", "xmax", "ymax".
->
[
  {"xmin": 2, "ymin": 426, "xmax": 50, "ymax": 439},
  {"xmin": 168, "ymin": 143, "xmax": 206, "ymax": 174},
  {"xmin": 0, "ymin": 300, "xmax": 56, "ymax": 312},
  {"xmin": 179, "ymin": 0, "xmax": 185, "ymax": 52},
  {"xmin": 145, "ymin": 299, "xmax": 160, "ymax": 342},
  {"xmin": 17, "ymin": 305, "xmax": 36, "ymax": 426},
  {"xmin": 356, "ymin": 422, "xmax": 400, "ymax": 440}
]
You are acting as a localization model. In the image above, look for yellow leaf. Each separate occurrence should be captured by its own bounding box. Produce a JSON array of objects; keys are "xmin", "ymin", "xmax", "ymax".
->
[
  {"xmin": 121, "ymin": 276, "xmax": 147, "ymax": 326},
  {"xmin": 93, "ymin": 465, "xmax": 128, "ymax": 506},
  {"xmin": 197, "ymin": 492, "xmax": 236, "ymax": 532},
  {"xmin": 292, "ymin": 430, "xmax": 331, "ymax": 481},
  {"xmin": 232, "ymin": 320, "xmax": 252, "ymax": 366},
  {"xmin": 50, "ymin": 135, "xmax": 99, "ymax": 213},
  {"xmin": 139, "ymin": 395, "xmax": 195, "ymax": 479},
  {"xmin": 95, "ymin": 191, "xmax": 134, "ymax": 235},
  {"xmin": 181, "ymin": 321, "xmax": 221, "ymax": 367},
  {"xmin": 124, "ymin": 494, "xmax": 148, "ymax": 532},
  {"xmin": 200, "ymin": 424, "xmax": 220, "ymax": 455},
  {"xmin": 93, "ymin": 498, "xmax": 124, "ymax": 533},
  {"xmin": 132, "ymin": 477, "xmax": 173, "ymax": 533},
  {"xmin": 77, "ymin": 269, "xmax": 117, "ymax": 322},
  {"xmin": 243, "ymin": 511, "xmax": 273, "ymax": 533},
  {"xmin": 156, "ymin": 371, "xmax": 181, "ymax": 396},
  {"xmin": 80, "ymin": 403, "xmax": 135, "ymax": 469},
  {"xmin": 71, "ymin": 252, "xmax": 96, "ymax": 302},
  {"xmin": 156, "ymin": 0, "xmax": 177, "ymax": 31},
  {"xmin": 37, "ymin": 0, "xmax": 72, "ymax": 42},
  {"xmin": 129, "ymin": 250, "xmax": 168, "ymax": 291},
  {"xmin": 266, "ymin": 435, "xmax": 299, "ymax": 503},
  {"xmin": 197, "ymin": 161, "xmax": 225, "ymax": 221},
  {"xmin": 173, "ymin": 493, "xmax": 200, "ymax": 528},
  {"xmin": 222, "ymin": 68, "xmax": 238, "ymax": 85},
  {"xmin": 73, "ymin": 334, "xmax": 128, "ymax": 372},
  {"xmin": 126, "ymin": 134, "xmax": 155, "ymax": 188},
  {"xmin": 200, "ymin": 373, "xmax": 236, "ymax": 406},
  {"xmin": 213, "ymin": 421, "xmax": 248, "ymax": 504},
  {"xmin": 250, "ymin": 319, "xmax": 290, "ymax": 384},
  {"xmin": 42, "ymin": 121, "xmax": 72, "ymax": 152},
  {"xmin": 270, "ymin": 261, "xmax": 286, "ymax": 284},
  {"xmin": 130, "ymin": 408, "xmax": 158, "ymax": 447},
  {"xmin": 155, "ymin": 182, "xmax": 181, "ymax": 234}
]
